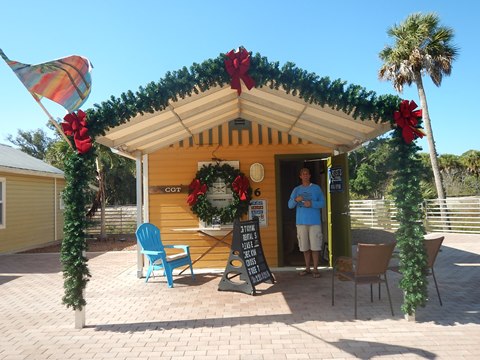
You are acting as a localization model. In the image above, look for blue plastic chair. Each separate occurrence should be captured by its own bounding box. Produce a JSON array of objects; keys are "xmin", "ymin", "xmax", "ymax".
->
[{"xmin": 135, "ymin": 223, "xmax": 195, "ymax": 287}]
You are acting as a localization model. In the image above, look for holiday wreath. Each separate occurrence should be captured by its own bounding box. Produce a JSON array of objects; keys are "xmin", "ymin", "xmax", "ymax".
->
[{"xmin": 188, "ymin": 163, "xmax": 252, "ymax": 224}]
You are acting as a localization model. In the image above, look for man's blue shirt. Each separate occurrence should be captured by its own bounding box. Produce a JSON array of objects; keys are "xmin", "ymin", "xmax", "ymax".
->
[{"xmin": 288, "ymin": 183, "xmax": 326, "ymax": 225}]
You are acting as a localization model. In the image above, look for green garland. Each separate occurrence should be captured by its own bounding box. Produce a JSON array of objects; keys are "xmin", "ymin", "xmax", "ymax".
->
[
  {"xmin": 391, "ymin": 123, "xmax": 428, "ymax": 316},
  {"xmin": 61, "ymin": 50, "xmax": 400, "ymax": 312},
  {"xmin": 85, "ymin": 51, "xmax": 401, "ymax": 137},
  {"xmin": 63, "ymin": 49, "xmax": 412, "ymax": 313},
  {"xmin": 189, "ymin": 163, "xmax": 252, "ymax": 224},
  {"xmin": 57, "ymin": 47, "xmax": 432, "ymax": 318},
  {"xmin": 60, "ymin": 148, "xmax": 95, "ymax": 310}
]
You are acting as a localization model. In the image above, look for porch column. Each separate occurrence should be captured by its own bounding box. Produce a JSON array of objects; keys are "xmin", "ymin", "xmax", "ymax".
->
[
  {"xmin": 135, "ymin": 151, "xmax": 144, "ymax": 278},
  {"xmin": 142, "ymin": 154, "xmax": 149, "ymax": 223}
]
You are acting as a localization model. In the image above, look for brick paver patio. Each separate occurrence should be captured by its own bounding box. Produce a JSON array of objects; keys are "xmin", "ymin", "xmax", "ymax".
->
[{"xmin": 1, "ymin": 233, "xmax": 479, "ymax": 359}]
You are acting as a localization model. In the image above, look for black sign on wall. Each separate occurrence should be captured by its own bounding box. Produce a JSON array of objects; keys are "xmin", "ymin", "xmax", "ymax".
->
[
  {"xmin": 218, "ymin": 218, "xmax": 275, "ymax": 295},
  {"xmin": 328, "ymin": 166, "xmax": 343, "ymax": 192}
]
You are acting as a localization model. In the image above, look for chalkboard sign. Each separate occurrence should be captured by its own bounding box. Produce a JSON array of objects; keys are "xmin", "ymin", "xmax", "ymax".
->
[{"xmin": 218, "ymin": 218, "xmax": 275, "ymax": 295}]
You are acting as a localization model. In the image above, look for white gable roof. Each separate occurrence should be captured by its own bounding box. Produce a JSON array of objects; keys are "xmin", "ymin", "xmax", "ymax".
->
[{"xmin": 96, "ymin": 85, "xmax": 391, "ymax": 156}]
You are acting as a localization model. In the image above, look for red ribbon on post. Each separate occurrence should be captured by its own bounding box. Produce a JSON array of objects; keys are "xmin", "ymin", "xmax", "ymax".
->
[
  {"xmin": 394, "ymin": 100, "xmax": 426, "ymax": 144},
  {"xmin": 224, "ymin": 47, "xmax": 255, "ymax": 95},
  {"xmin": 187, "ymin": 178, "xmax": 207, "ymax": 206},
  {"xmin": 61, "ymin": 110, "xmax": 93, "ymax": 154},
  {"xmin": 232, "ymin": 175, "xmax": 250, "ymax": 201}
]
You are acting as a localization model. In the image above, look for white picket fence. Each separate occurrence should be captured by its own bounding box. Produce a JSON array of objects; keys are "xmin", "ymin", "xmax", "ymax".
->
[{"xmin": 350, "ymin": 197, "xmax": 480, "ymax": 234}]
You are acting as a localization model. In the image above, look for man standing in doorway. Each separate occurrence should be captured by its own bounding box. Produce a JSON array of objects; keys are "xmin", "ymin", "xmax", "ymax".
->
[{"xmin": 288, "ymin": 168, "xmax": 326, "ymax": 278}]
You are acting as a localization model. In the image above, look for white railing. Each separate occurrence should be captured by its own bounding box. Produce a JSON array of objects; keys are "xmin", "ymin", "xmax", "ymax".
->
[
  {"xmin": 86, "ymin": 205, "xmax": 137, "ymax": 236},
  {"xmin": 350, "ymin": 199, "xmax": 399, "ymax": 231},
  {"xmin": 424, "ymin": 197, "xmax": 480, "ymax": 234},
  {"xmin": 350, "ymin": 197, "xmax": 480, "ymax": 234}
]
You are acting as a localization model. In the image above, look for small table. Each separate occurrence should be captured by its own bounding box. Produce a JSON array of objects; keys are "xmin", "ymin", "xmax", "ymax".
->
[{"xmin": 172, "ymin": 227, "xmax": 233, "ymax": 274}]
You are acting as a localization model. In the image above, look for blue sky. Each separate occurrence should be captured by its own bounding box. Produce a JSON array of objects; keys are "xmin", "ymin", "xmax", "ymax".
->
[{"xmin": 0, "ymin": 0, "xmax": 478, "ymax": 155}]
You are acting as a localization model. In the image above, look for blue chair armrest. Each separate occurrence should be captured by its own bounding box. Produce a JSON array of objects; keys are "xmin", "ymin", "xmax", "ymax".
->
[
  {"xmin": 164, "ymin": 245, "xmax": 190, "ymax": 251},
  {"xmin": 142, "ymin": 250, "xmax": 165, "ymax": 256}
]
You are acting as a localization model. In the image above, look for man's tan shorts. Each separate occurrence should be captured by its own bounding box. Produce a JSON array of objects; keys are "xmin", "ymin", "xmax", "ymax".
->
[{"xmin": 296, "ymin": 225, "xmax": 322, "ymax": 252}]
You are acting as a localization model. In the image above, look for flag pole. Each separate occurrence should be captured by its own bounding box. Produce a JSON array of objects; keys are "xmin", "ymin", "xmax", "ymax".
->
[{"xmin": 29, "ymin": 92, "xmax": 74, "ymax": 149}]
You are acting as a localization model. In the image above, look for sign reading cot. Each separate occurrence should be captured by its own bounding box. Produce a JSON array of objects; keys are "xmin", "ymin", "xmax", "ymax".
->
[{"xmin": 149, "ymin": 185, "xmax": 188, "ymax": 194}]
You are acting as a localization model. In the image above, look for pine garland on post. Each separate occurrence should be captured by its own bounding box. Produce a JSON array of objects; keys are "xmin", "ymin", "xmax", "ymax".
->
[
  {"xmin": 60, "ymin": 150, "xmax": 94, "ymax": 310},
  {"xmin": 391, "ymin": 128, "xmax": 428, "ymax": 316}
]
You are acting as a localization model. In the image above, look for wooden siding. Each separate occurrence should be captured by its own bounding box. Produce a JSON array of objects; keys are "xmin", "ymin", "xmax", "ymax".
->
[
  {"xmin": 148, "ymin": 120, "xmax": 331, "ymax": 268},
  {"xmin": 0, "ymin": 172, "xmax": 65, "ymax": 253}
]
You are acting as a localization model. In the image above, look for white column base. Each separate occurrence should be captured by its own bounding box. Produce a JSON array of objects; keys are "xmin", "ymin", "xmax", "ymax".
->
[
  {"xmin": 75, "ymin": 308, "xmax": 86, "ymax": 329},
  {"xmin": 404, "ymin": 312, "xmax": 416, "ymax": 322}
]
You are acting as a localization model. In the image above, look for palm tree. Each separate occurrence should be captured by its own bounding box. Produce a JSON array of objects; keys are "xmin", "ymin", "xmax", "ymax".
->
[
  {"xmin": 461, "ymin": 150, "xmax": 480, "ymax": 179},
  {"xmin": 378, "ymin": 12, "xmax": 459, "ymax": 201},
  {"xmin": 438, "ymin": 154, "xmax": 462, "ymax": 196},
  {"xmin": 438, "ymin": 154, "xmax": 462, "ymax": 176}
]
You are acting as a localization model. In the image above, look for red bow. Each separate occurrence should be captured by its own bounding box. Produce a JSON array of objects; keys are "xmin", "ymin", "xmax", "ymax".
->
[
  {"xmin": 224, "ymin": 47, "xmax": 255, "ymax": 95},
  {"xmin": 61, "ymin": 110, "xmax": 93, "ymax": 154},
  {"xmin": 232, "ymin": 175, "xmax": 250, "ymax": 201},
  {"xmin": 187, "ymin": 178, "xmax": 207, "ymax": 206},
  {"xmin": 393, "ymin": 100, "xmax": 426, "ymax": 144}
]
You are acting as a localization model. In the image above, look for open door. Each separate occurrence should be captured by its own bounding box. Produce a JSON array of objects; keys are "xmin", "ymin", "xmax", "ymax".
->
[
  {"xmin": 276, "ymin": 155, "xmax": 328, "ymax": 267},
  {"xmin": 326, "ymin": 153, "xmax": 352, "ymax": 265}
]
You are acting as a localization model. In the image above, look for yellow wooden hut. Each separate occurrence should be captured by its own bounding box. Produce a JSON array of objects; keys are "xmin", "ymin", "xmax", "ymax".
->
[{"xmin": 92, "ymin": 49, "xmax": 398, "ymax": 275}]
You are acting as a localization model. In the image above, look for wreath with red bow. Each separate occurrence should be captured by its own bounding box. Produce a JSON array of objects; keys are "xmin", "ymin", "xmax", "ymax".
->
[{"xmin": 187, "ymin": 163, "xmax": 252, "ymax": 224}]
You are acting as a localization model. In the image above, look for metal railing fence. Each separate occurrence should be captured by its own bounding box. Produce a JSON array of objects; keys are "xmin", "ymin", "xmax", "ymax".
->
[{"xmin": 350, "ymin": 197, "xmax": 480, "ymax": 234}]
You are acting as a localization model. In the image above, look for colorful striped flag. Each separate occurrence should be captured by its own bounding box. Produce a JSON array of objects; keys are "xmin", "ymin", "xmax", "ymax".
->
[{"xmin": 0, "ymin": 48, "xmax": 93, "ymax": 112}]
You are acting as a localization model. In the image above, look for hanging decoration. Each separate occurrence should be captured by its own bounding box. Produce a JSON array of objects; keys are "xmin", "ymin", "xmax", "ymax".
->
[
  {"xmin": 394, "ymin": 100, "xmax": 426, "ymax": 144},
  {"xmin": 187, "ymin": 179, "xmax": 208, "ymax": 206},
  {"xmin": 232, "ymin": 175, "xmax": 250, "ymax": 201},
  {"xmin": 187, "ymin": 163, "xmax": 252, "ymax": 224},
  {"xmin": 61, "ymin": 110, "xmax": 93, "ymax": 154},
  {"xmin": 224, "ymin": 47, "xmax": 256, "ymax": 95}
]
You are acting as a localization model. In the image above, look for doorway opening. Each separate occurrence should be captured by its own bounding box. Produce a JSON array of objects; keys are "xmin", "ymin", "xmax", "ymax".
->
[{"xmin": 276, "ymin": 155, "xmax": 328, "ymax": 267}]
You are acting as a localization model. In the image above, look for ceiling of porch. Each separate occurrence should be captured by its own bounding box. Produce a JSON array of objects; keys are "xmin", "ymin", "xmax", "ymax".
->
[{"xmin": 95, "ymin": 83, "xmax": 392, "ymax": 156}]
